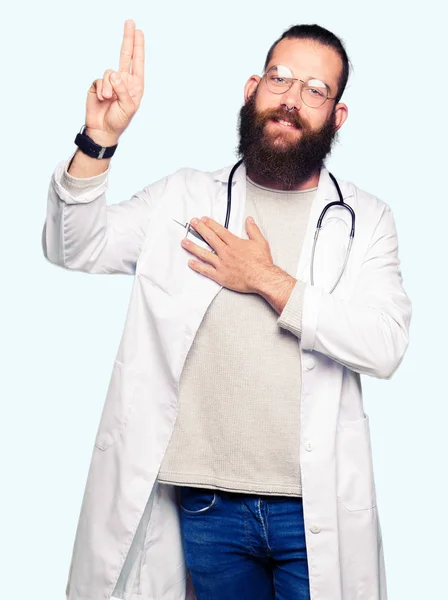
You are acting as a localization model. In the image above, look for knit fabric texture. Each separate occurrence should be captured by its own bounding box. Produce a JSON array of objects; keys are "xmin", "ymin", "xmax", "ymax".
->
[{"xmin": 158, "ymin": 176, "xmax": 315, "ymax": 496}]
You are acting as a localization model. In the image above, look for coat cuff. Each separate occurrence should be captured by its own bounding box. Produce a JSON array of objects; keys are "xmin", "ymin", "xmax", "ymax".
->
[
  {"xmin": 52, "ymin": 150, "xmax": 110, "ymax": 204},
  {"xmin": 277, "ymin": 278, "xmax": 307, "ymax": 338},
  {"xmin": 300, "ymin": 283, "xmax": 323, "ymax": 351}
]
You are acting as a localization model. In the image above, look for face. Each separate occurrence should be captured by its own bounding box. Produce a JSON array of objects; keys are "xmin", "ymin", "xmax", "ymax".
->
[{"xmin": 237, "ymin": 37, "xmax": 348, "ymax": 188}]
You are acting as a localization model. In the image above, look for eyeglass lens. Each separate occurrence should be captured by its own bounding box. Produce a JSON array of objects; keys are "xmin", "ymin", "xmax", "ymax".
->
[{"xmin": 265, "ymin": 65, "xmax": 328, "ymax": 108}]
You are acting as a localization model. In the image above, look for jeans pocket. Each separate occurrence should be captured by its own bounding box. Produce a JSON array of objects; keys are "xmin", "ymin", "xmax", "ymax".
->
[{"xmin": 179, "ymin": 486, "xmax": 218, "ymax": 515}]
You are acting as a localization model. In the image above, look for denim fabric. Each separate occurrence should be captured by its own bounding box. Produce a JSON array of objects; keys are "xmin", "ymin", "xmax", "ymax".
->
[{"xmin": 179, "ymin": 486, "xmax": 311, "ymax": 600}]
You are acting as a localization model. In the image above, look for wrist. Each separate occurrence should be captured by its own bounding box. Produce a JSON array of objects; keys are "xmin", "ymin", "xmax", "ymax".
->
[
  {"xmin": 256, "ymin": 265, "xmax": 297, "ymax": 315},
  {"xmin": 85, "ymin": 128, "xmax": 120, "ymax": 147}
]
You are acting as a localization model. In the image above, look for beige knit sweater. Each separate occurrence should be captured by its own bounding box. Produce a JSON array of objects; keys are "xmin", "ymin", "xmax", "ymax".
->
[{"xmin": 60, "ymin": 161, "xmax": 315, "ymax": 497}]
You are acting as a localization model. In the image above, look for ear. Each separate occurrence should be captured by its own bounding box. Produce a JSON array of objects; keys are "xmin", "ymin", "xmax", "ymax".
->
[
  {"xmin": 333, "ymin": 102, "xmax": 348, "ymax": 132},
  {"xmin": 244, "ymin": 75, "xmax": 261, "ymax": 103}
]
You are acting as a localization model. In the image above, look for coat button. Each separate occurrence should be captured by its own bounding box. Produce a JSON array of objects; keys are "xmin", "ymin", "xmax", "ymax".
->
[
  {"xmin": 305, "ymin": 441, "xmax": 314, "ymax": 452},
  {"xmin": 310, "ymin": 524, "xmax": 321, "ymax": 534},
  {"xmin": 304, "ymin": 358, "xmax": 315, "ymax": 370}
]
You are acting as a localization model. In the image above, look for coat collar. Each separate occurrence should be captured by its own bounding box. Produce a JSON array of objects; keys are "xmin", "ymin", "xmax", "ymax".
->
[
  {"xmin": 211, "ymin": 160, "xmax": 355, "ymax": 288},
  {"xmin": 211, "ymin": 161, "xmax": 354, "ymax": 203}
]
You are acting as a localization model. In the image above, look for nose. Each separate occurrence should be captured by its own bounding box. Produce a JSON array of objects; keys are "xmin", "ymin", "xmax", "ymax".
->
[{"xmin": 281, "ymin": 79, "xmax": 303, "ymax": 111}]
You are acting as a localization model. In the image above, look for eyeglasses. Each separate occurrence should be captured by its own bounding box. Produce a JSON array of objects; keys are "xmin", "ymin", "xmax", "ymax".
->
[{"xmin": 263, "ymin": 65, "xmax": 336, "ymax": 108}]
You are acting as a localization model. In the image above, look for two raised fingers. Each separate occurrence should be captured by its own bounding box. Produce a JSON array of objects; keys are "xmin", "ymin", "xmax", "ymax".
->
[
  {"xmin": 119, "ymin": 19, "xmax": 145, "ymax": 79},
  {"xmin": 89, "ymin": 19, "xmax": 144, "ymax": 104}
]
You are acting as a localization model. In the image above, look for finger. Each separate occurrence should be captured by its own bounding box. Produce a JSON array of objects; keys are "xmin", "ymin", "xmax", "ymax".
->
[
  {"xmin": 119, "ymin": 19, "xmax": 135, "ymax": 73},
  {"xmin": 89, "ymin": 79, "xmax": 108, "ymax": 102},
  {"xmin": 96, "ymin": 81, "xmax": 104, "ymax": 102},
  {"xmin": 188, "ymin": 259, "xmax": 218, "ymax": 282},
  {"xmin": 132, "ymin": 29, "xmax": 145, "ymax": 80},
  {"xmin": 198, "ymin": 216, "xmax": 234, "ymax": 244},
  {"xmin": 190, "ymin": 219, "xmax": 227, "ymax": 253},
  {"xmin": 181, "ymin": 238, "xmax": 219, "ymax": 267},
  {"xmin": 110, "ymin": 73, "xmax": 135, "ymax": 115},
  {"xmin": 102, "ymin": 69, "xmax": 116, "ymax": 98},
  {"xmin": 245, "ymin": 216, "xmax": 266, "ymax": 241},
  {"xmin": 88, "ymin": 79, "xmax": 100, "ymax": 98},
  {"xmin": 94, "ymin": 79, "xmax": 104, "ymax": 101}
]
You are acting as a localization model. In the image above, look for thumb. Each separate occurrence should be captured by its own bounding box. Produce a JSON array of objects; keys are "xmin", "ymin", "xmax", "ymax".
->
[
  {"xmin": 110, "ymin": 73, "xmax": 135, "ymax": 116},
  {"xmin": 246, "ymin": 216, "xmax": 265, "ymax": 241}
]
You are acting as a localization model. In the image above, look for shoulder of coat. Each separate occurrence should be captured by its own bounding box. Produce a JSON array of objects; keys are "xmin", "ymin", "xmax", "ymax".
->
[
  {"xmin": 168, "ymin": 165, "xmax": 227, "ymax": 187},
  {"xmin": 344, "ymin": 178, "xmax": 392, "ymax": 216}
]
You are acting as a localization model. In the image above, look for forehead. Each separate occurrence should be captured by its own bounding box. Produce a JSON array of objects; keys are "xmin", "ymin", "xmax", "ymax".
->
[{"xmin": 268, "ymin": 37, "xmax": 342, "ymax": 91}]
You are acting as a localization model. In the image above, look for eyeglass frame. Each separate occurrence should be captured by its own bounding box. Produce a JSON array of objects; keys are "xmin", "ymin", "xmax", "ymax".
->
[{"xmin": 262, "ymin": 65, "xmax": 338, "ymax": 108}]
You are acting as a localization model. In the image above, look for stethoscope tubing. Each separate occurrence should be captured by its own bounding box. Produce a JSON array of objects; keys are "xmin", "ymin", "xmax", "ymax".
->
[
  {"xmin": 227, "ymin": 160, "xmax": 356, "ymax": 294},
  {"xmin": 226, "ymin": 158, "xmax": 244, "ymax": 229}
]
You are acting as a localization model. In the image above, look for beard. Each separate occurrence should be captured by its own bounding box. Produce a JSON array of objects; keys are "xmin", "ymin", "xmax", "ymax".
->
[{"xmin": 237, "ymin": 90, "xmax": 339, "ymax": 189}]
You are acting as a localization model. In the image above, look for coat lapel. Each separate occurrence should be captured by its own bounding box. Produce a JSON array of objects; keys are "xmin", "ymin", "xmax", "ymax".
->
[
  {"xmin": 185, "ymin": 161, "xmax": 249, "ymax": 306},
  {"xmin": 211, "ymin": 161, "xmax": 248, "ymax": 236}
]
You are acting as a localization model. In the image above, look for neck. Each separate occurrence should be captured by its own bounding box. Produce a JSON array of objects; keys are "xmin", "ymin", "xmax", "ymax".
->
[{"xmin": 245, "ymin": 169, "xmax": 320, "ymax": 191}]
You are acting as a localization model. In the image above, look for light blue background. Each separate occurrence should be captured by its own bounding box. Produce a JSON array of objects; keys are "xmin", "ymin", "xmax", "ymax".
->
[{"xmin": 2, "ymin": 1, "xmax": 445, "ymax": 598}]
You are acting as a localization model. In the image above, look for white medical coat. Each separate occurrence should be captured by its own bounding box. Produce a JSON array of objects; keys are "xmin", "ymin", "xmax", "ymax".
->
[{"xmin": 42, "ymin": 157, "xmax": 412, "ymax": 600}]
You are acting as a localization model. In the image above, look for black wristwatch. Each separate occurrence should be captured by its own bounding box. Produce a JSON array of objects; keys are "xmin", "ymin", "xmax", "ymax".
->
[{"xmin": 74, "ymin": 125, "xmax": 118, "ymax": 159}]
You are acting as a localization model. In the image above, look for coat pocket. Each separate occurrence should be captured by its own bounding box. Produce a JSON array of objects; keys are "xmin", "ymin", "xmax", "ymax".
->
[
  {"xmin": 136, "ymin": 218, "xmax": 192, "ymax": 296},
  {"xmin": 94, "ymin": 360, "xmax": 138, "ymax": 451},
  {"xmin": 336, "ymin": 414, "xmax": 377, "ymax": 511},
  {"xmin": 136, "ymin": 217, "xmax": 216, "ymax": 297}
]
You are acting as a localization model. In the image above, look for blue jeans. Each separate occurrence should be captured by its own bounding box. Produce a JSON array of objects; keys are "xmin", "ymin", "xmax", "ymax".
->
[{"xmin": 179, "ymin": 486, "xmax": 311, "ymax": 600}]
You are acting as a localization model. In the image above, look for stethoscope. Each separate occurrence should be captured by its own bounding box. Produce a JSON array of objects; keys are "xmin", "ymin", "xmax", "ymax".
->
[
  {"xmin": 174, "ymin": 159, "xmax": 355, "ymax": 294},
  {"xmin": 227, "ymin": 159, "xmax": 355, "ymax": 293}
]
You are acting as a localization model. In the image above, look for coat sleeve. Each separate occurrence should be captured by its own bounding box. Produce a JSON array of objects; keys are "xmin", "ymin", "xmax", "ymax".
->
[
  {"xmin": 41, "ymin": 152, "xmax": 163, "ymax": 274},
  {"xmin": 296, "ymin": 204, "xmax": 412, "ymax": 380}
]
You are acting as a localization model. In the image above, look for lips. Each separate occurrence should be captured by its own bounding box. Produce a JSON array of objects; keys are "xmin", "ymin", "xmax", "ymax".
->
[{"xmin": 272, "ymin": 118, "xmax": 300, "ymax": 130}]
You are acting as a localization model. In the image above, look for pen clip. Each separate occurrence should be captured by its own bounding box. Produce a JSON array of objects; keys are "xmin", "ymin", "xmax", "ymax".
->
[{"xmin": 172, "ymin": 218, "xmax": 206, "ymax": 243}]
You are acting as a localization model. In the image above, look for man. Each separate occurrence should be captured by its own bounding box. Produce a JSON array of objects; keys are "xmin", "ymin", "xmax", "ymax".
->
[{"xmin": 42, "ymin": 19, "xmax": 412, "ymax": 600}]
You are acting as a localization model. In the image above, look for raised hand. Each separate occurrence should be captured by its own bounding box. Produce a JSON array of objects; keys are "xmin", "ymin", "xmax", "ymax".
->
[{"xmin": 85, "ymin": 19, "xmax": 145, "ymax": 145}]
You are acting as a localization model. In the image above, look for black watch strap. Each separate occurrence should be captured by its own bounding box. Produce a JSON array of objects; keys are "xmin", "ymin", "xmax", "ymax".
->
[{"xmin": 74, "ymin": 125, "xmax": 118, "ymax": 159}]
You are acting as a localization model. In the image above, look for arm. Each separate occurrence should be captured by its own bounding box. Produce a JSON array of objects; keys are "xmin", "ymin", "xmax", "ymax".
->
[
  {"xmin": 257, "ymin": 266, "xmax": 302, "ymax": 320},
  {"xmin": 41, "ymin": 20, "xmax": 150, "ymax": 274},
  {"xmin": 42, "ymin": 151, "xmax": 154, "ymax": 274},
  {"xmin": 259, "ymin": 205, "xmax": 412, "ymax": 380}
]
